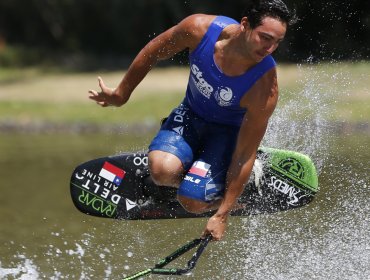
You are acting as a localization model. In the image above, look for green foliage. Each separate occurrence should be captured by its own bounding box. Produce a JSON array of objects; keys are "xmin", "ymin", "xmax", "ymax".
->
[{"xmin": 0, "ymin": 46, "xmax": 43, "ymax": 67}]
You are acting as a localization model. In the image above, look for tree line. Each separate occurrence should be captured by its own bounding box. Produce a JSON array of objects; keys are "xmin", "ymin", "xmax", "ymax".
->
[{"xmin": 0, "ymin": 0, "xmax": 368, "ymax": 69}]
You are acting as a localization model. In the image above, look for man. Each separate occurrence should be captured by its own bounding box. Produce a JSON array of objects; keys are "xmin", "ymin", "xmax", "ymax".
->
[{"xmin": 89, "ymin": 0, "xmax": 296, "ymax": 241}]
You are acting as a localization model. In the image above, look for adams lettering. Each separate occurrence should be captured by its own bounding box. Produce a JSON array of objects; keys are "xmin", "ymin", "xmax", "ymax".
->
[{"xmin": 268, "ymin": 176, "xmax": 301, "ymax": 206}]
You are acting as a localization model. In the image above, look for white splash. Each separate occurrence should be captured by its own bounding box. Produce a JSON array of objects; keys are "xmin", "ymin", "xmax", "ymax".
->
[
  {"xmin": 236, "ymin": 62, "xmax": 370, "ymax": 280},
  {"xmin": 263, "ymin": 62, "xmax": 352, "ymax": 171},
  {"xmin": 0, "ymin": 258, "xmax": 39, "ymax": 279}
]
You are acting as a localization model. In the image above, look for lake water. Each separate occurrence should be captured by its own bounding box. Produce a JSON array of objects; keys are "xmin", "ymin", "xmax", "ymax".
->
[
  {"xmin": 0, "ymin": 126, "xmax": 368, "ymax": 280},
  {"xmin": 1, "ymin": 60, "xmax": 369, "ymax": 279}
]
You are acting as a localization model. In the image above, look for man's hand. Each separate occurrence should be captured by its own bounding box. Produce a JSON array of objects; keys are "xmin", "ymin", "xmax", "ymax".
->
[
  {"xmin": 88, "ymin": 77, "xmax": 125, "ymax": 107},
  {"xmin": 202, "ymin": 214, "xmax": 228, "ymax": 241}
]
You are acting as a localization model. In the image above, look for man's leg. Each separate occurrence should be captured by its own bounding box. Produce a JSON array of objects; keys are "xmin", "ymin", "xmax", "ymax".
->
[
  {"xmin": 176, "ymin": 158, "xmax": 226, "ymax": 214},
  {"xmin": 176, "ymin": 123, "xmax": 239, "ymax": 214},
  {"xmin": 148, "ymin": 102, "xmax": 201, "ymax": 188}
]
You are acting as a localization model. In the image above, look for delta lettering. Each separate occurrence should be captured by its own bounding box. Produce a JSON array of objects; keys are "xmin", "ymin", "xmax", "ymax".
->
[{"xmin": 75, "ymin": 170, "xmax": 122, "ymax": 205}]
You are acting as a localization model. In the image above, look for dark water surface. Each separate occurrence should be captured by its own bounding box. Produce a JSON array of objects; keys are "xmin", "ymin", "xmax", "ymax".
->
[{"xmin": 0, "ymin": 132, "xmax": 368, "ymax": 279}]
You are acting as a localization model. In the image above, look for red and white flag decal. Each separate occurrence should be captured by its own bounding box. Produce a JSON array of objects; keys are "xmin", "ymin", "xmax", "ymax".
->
[
  {"xmin": 99, "ymin": 162, "xmax": 126, "ymax": 185},
  {"xmin": 189, "ymin": 161, "xmax": 210, "ymax": 177}
]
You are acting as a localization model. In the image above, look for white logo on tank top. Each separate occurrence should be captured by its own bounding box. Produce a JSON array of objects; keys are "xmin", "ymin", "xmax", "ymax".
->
[
  {"xmin": 214, "ymin": 20, "xmax": 228, "ymax": 28},
  {"xmin": 190, "ymin": 64, "xmax": 213, "ymax": 98},
  {"xmin": 215, "ymin": 86, "xmax": 234, "ymax": 106}
]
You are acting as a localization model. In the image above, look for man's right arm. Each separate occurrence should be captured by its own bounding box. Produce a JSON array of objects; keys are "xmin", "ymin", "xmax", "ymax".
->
[{"xmin": 89, "ymin": 14, "xmax": 213, "ymax": 107}]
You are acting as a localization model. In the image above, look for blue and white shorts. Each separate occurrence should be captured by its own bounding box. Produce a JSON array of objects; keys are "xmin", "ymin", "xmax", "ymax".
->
[{"xmin": 149, "ymin": 102, "xmax": 240, "ymax": 202}]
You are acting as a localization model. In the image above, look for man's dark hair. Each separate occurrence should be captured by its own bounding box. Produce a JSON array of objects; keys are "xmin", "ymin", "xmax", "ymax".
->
[{"xmin": 243, "ymin": 0, "xmax": 297, "ymax": 28}]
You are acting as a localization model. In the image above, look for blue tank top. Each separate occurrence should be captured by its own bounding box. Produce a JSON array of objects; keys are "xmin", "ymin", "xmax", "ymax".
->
[{"xmin": 184, "ymin": 16, "xmax": 276, "ymax": 126}]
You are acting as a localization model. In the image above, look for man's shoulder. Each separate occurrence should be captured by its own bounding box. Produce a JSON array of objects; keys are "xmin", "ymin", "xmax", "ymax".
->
[
  {"xmin": 179, "ymin": 14, "xmax": 217, "ymax": 35},
  {"xmin": 183, "ymin": 14, "xmax": 217, "ymax": 25},
  {"xmin": 174, "ymin": 14, "xmax": 217, "ymax": 50}
]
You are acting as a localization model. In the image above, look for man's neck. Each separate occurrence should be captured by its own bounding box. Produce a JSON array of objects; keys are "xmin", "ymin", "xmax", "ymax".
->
[{"xmin": 214, "ymin": 30, "xmax": 257, "ymax": 76}]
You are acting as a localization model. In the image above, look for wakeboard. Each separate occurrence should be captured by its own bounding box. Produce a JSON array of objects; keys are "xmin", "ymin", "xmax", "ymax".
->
[{"xmin": 70, "ymin": 147, "xmax": 319, "ymax": 220}]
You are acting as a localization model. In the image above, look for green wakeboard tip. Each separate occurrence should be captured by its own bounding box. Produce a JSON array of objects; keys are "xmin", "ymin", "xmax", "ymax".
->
[{"xmin": 258, "ymin": 147, "xmax": 319, "ymax": 193}]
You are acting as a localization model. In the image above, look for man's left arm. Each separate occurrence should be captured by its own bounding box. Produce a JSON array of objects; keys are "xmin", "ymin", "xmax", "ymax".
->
[{"xmin": 203, "ymin": 68, "xmax": 279, "ymax": 240}]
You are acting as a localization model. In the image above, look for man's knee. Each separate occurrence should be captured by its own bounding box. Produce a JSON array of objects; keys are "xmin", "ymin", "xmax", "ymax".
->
[{"xmin": 148, "ymin": 151, "xmax": 184, "ymax": 187}]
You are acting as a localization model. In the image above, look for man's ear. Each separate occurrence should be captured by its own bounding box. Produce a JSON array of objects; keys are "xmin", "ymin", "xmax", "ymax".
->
[{"xmin": 241, "ymin": 17, "xmax": 251, "ymax": 32}]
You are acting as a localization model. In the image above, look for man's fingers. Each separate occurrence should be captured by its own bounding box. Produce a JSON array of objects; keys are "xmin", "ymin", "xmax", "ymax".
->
[
  {"xmin": 204, "ymin": 233, "xmax": 219, "ymax": 241},
  {"xmin": 88, "ymin": 89, "xmax": 108, "ymax": 104},
  {"xmin": 88, "ymin": 90, "xmax": 99, "ymax": 98},
  {"xmin": 202, "ymin": 230, "xmax": 215, "ymax": 241},
  {"xmin": 88, "ymin": 77, "xmax": 113, "ymax": 106},
  {"xmin": 88, "ymin": 93, "xmax": 102, "ymax": 103},
  {"xmin": 202, "ymin": 228, "xmax": 223, "ymax": 241},
  {"xmin": 97, "ymin": 101, "xmax": 108, "ymax": 107},
  {"xmin": 212, "ymin": 234, "xmax": 222, "ymax": 241},
  {"xmin": 98, "ymin": 76, "xmax": 107, "ymax": 91}
]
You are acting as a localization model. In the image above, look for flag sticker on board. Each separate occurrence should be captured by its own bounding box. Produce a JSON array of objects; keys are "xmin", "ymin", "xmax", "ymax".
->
[
  {"xmin": 188, "ymin": 161, "xmax": 210, "ymax": 177},
  {"xmin": 99, "ymin": 162, "xmax": 126, "ymax": 185}
]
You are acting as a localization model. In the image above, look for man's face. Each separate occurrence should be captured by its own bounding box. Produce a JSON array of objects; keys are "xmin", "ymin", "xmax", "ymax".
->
[{"xmin": 245, "ymin": 16, "xmax": 287, "ymax": 62}]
